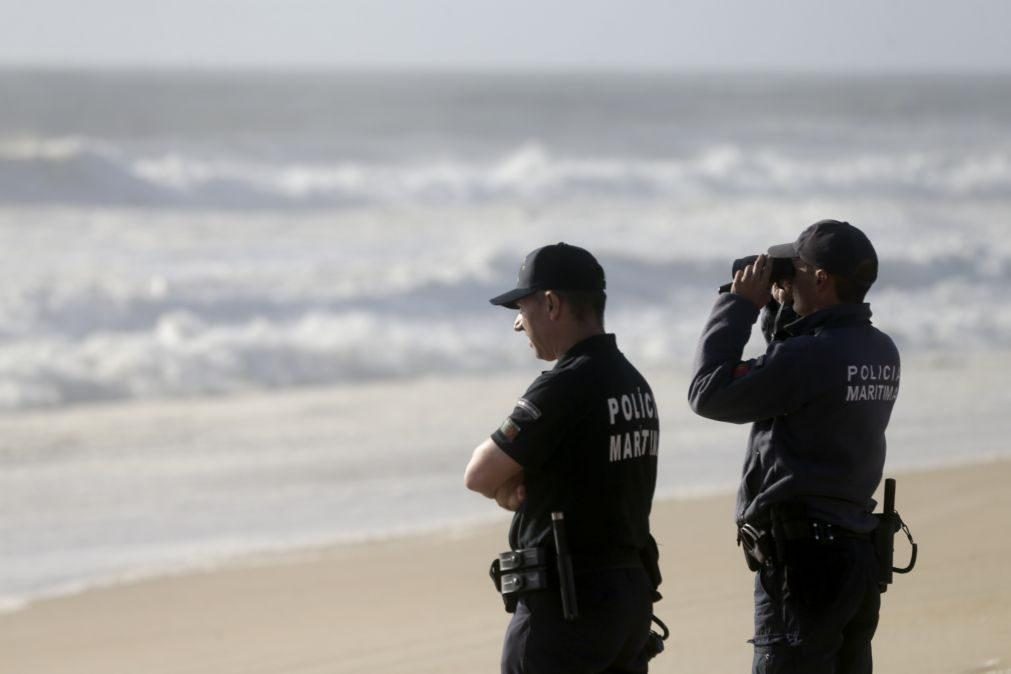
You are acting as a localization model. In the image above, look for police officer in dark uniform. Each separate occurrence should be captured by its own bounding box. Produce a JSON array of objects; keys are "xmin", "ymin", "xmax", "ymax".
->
[
  {"xmin": 688, "ymin": 221, "xmax": 900, "ymax": 673},
  {"xmin": 465, "ymin": 242, "xmax": 662, "ymax": 674}
]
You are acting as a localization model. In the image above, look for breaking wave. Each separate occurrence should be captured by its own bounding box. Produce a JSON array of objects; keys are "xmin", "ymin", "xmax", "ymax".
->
[
  {"xmin": 1, "ymin": 244, "xmax": 1009, "ymax": 412},
  {"xmin": 3, "ymin": 136, "xmax": 1011, "ymax": 208}
]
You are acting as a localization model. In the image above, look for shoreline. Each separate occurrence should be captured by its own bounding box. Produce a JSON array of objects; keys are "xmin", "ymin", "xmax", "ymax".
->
[
  {"xmin": 6, "ymin": 349, "xmax": 1011, "ymax": 623},
  {"xmin": 3, "ymin": 458, "xmax": 1010, "ymax": 674},
  {"xmin": 7, "ymin": 449, "xmax": 1008, "ymax": 619}
]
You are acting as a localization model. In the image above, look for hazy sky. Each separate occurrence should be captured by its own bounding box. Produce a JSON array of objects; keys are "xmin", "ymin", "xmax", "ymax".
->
[{"xmin": 3, "ymin": 0, "xmax": 1010, "ymax": 72}]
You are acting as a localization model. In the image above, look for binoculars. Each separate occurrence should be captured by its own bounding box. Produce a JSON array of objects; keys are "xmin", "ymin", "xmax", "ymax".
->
[{"xmin": 718, "ymin": 255, "xmax": 796, "ymax": 294}]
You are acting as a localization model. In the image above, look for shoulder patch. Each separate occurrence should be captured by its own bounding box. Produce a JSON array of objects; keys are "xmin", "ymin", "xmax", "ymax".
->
[
  {"xmin": 499, "ymin": 418, "xmax": 521, "ymax": 441},
  {"xmin": 515, "ymin": 397, "xmax": 542, "ymax": 420},
  {"xmin": 733, "ymin": 355, "xmax": 766, "ymax": 379}
]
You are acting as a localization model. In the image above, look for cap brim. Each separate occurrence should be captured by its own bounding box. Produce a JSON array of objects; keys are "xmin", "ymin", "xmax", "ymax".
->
[
  {"xmin": 489, "ymin": 287, "xmax": 535, "ymax": 309},
  {"xmin": 767, "ymin": 242, "xmax": 798, "ymax": 258}
]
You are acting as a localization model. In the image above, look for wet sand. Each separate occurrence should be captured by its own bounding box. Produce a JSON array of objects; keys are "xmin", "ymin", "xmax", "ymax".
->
[{"xmin": 2, "ymin": 459, "xmax": 1009, "ymax": 674}]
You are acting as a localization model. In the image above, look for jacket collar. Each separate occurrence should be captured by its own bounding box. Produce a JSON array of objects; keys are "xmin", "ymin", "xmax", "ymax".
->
[
  {"xmin": 558, "ymin": 333, "xmax": 615, "ymax": 364},
  {"xmin": 786, "ymin": 303, "xmax": 872, "ymax": 337}
]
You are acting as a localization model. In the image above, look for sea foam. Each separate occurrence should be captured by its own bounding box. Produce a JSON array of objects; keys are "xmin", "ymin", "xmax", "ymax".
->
[
  {"xmin": 3, "ymin": 71, "xmax": 1011, "ymax": 614},
  {"xmin": 3, "ymin": 137, "xmax": 1011, "ymax": 209},
  {"xmin": 0, "ymin": 202, "xmax": 1009, "ymax": 411}
]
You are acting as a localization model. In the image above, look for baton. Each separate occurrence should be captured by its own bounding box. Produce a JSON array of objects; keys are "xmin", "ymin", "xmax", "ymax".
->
[
  {"xmin": 883, "ymin": 478, "xmax": 896, "ymax": 515},
  {"xmin": 551, "ymin": 512, "xmax": 579, "ymax": 621}
]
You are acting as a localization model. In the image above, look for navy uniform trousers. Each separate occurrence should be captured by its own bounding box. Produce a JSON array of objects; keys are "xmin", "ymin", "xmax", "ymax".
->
[
  {"xmin": 501, "ymin": 566, "xmax": 654, "ymax": 674},
  {"xmin": 752, "ymin": 535, "xmax": 881, "ymax": 674}
]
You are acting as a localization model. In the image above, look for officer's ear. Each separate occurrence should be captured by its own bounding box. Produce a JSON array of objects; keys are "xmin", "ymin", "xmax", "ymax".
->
[
  {"xmin": 816, "ymin": 269, "xmax": 841, "ymax": 300},
  {"xmin": 543, "ymin": 290, "xmax": 563, "ymax": 320}
]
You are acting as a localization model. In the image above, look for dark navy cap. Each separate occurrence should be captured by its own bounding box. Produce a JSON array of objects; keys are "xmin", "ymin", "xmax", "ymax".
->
[
  {"xmin": 768, "ymin": 220, "xmax": 878, "ymax": 287},
  {"xmin": 489, "ymin": 242, "xmax": 606, "ymax": 309}
]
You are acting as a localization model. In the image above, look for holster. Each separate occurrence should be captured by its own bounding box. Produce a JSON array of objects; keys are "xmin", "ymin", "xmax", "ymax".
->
[
  {"xmin": 872, "ymin": 510, "xmax": 917, "ymax": 591},
  {"xmin": 872, "ymin": 478, "xmax": 918, "ymax": 592},
  {"xmin": 737, "ymin": 522, "xmax": 775, "ymax": 571}
]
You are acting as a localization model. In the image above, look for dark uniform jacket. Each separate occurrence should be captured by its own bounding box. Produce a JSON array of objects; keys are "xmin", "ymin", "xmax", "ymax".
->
[
  {"xmin": 492, "ymin": 334, "xmax": 659, "ymax": 555},
  {"xmin": 689, "ymin": 294, "xmax": 900, "ymax": 533}
]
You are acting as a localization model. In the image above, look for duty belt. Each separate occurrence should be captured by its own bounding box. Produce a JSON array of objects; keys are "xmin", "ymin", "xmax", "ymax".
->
[
  {"xmin": 737, "ymin": 515, "xmax": 871, "ymax": 571},
  {"xmin": 737, "ymin": 483, "xmax": 918, "ymax": 592},
  {"xmin": 779, "ymin": 519, "xmax": 873, "ymax": 543},
  {"xmin": 489, "ymin": 546, "xmax": 643, "ymax": 606}
]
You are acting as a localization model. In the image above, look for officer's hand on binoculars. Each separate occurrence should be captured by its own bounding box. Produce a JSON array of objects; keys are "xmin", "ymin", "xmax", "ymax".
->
[
  {"xmin": 731, "ymin": 254, "xmax": 773, "ymax": 309},
  {"xmin": 772, "ymin": 281, "xmax": 792, "ymax": 306}
]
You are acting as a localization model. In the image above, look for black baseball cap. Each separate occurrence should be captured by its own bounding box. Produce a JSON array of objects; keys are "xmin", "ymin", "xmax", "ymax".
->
[
  {"xmin": 768, "ymin": 220, "xmax": 878, "ymax": 287},
  {"xmin": 489, "ymin": 242, "xmax": 606, "ymax": 309}
]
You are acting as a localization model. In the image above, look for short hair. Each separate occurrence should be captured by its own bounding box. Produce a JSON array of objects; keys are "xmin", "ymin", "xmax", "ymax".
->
[
  {"xmin": 832, "ymin": 258, "xmax": 876, "ymax": 303},
  {"xmin": 554, "ymin": 289, "xmax": 607, "ymax": 325},
  {"xmin": 832, "ymin": 275, "xmax": 871, "ymax": 303}
]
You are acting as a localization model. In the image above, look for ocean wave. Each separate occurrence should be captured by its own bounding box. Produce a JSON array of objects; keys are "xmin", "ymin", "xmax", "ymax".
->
[
  {"xmin": 1, "ymin": 247, "xmax": 1009, "ymax": 411},
  {"xmin": 2, "ymin": 137, "xmax": 1011, "ymax": 209},
  {"xmin": 5, "ymin": 245, "xmax": 1003, "ymax": 340},
  {"xmin": 0, "ymin": 308, "xmax": 516, "ymax": 410}
]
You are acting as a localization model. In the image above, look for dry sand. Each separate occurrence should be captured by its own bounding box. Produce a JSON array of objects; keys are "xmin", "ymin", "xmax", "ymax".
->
[{"xmin": 2, "ymin": 459, "xmax": 1009, "ymax": 674}]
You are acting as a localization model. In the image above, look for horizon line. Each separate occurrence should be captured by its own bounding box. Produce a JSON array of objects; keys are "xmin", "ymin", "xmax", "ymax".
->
[{"xmin": 2, "ymin": 61, "xmax": 1010, "ymax": 78}]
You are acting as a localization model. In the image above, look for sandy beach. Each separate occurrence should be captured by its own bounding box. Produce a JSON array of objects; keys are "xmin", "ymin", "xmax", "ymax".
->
[
  {"xmin": 2, "ymin": 458, "xmax": 1009, "ymax": 674},
  {"xmin": 3, "ymin": 62, "xmax": 1011, "ymax": 674}
]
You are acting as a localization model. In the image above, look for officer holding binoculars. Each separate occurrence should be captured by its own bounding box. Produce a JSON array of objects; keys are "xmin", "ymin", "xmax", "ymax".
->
[{"xmin": 689, "ymin": 220, "xmax": 900, "ymax": 674}]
